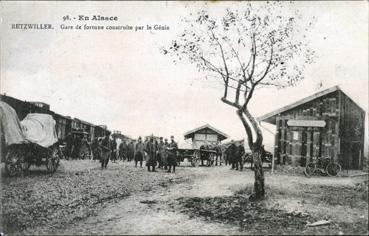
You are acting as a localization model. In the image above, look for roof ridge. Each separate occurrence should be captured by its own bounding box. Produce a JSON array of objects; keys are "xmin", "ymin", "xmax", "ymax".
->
[{"xmin": 258, "ymin": 85, "xmax": 341, "ymax": 123}]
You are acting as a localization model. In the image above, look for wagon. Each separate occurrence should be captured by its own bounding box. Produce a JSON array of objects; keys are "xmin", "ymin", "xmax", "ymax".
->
[
  {"xmin": 1, "ymin": 101, "xmax": 61, "ymax": 176},
  {"xmin": 176, "ymin": 148, "xmax": 218, "ymax": 167},
  {"xmin": 242, "ymin": 150, "xmax": 274, "ymax": 169}
]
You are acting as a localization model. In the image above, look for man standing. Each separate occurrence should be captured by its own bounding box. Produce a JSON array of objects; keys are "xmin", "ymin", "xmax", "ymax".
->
[
  {"xmin": 200, "ymin": 143, "xmax": 206, "ymax": 166},
  {"xmin": 157, "ymin": 137, "xmax": 165, "ymax": 169},
  {"xmin": 100, "ymin": 134, "xmax": 111, "ymax": 169},
  {"xmin": 146, "ymin": 136, "xmax": 157, "ymax": 172},
  {"xmin": 91, "ymin": 137, "xmax": 100, "ymax": 161},
  {"xmin": 235, "ymin": 143, "xmax": 245, "ymax": 171},
  {"xmin": 134, "ymin": 137, "xmax": 144, "ymax": 167},
  {"xmin": 227, "ymin": 141, "xmax": 237, "ymax": 170},
  {"xmin": 80, "ymin": 134, "xmax": 90, "ymax": 160},
  {"xmin": 128, "ymin": 140, "xmax": 135, "ymax": 162},
  {"xmin": 163, "ymin": 138, "xmax": 169, "ymax": 170},
  {"xmin": 71, "ymin": 133, "xmax": 82, "ymax": 160},
  {"xmin": 167, "ymin": 135, "xmax": 178, "ymax": 173},
  {"xmin": 118, "ymin": 140, "xmax": 124, "ymax": 161},
  {"xmin": 65, "ymin": 132, "xmax": 73, "ymax": 159},
  {"xmin": 110, "ymin": 136, "xmax": 117, "ymax": 163}
]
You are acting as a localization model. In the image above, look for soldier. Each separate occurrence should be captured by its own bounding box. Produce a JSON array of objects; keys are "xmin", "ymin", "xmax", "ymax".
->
[
  {"xmin": 91, "ymin": 137, "xmax": 100, "ymax": 161},
  {"xmin": 80, "ymin": 134, "xmax": 90, "ymax": 160},
  {"xmin": 64, "ymin": 132, "xmax": 73, "ymax": 159},
  {"xmin": 134, "ymin": 137, "xmax": 144, "ymax": 167},
  {"xmin": 128, "ymin": 140, "xmax": 135, "ymax": 162},
  {"xmin": 235, "ymin": 143, "xmax": 245, "ymax": 171},
  {"xmin": 71, "ymin": 133, "xmax": 82, "ymax": 160},
  {"xmin": 118, "ymin": 139, "xmax": 127, "ymax": 161},
  {"xmin": 157, "ymin": 137, "xmax": 165, "ymax": 169},
  {"xmin": 118, "ymin": 140, "xmax": 123, "ymax": 161},
  {"xmin": 167, "ymin": 135, "xmax": 178, "ymax": 173},
  {"xmin": 227, "ymin": 141, "xmax": 237, "ymax": 169},
  {"xmin": 163, "ymin": 138, "xmax": 169, "ymax": 170},
  {"xmin": 110, "ymin": 136, "xmax": 117, "ymax": 163},
  {"xmin": 200, "ymin": 143, "xmax": 206, "ymax": 166},
  {"xmin": 100, "ymin": 134, "xmax": 111, "ymax": 169},
  {"xmin": 146, "ymin": 136, "xmax": 158, "ymax": 172}
]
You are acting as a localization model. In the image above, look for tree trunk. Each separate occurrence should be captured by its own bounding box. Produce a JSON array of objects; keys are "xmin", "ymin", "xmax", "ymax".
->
[
  {"xmin": 237, "ymin": 108, "xmax": 265, "ymax": 200},
  {"xmin": 251, "ymin": 151, "xmax": 265, "ymax": 200}
]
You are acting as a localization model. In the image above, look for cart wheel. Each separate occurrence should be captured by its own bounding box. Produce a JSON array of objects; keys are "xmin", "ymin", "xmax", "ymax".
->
[
  {"xmin": 47, "ymin": 146, "xmax": 60, "ymax": 173},
  {"xmin": 5, "ymin": 148, "xmax": 25, "ymax": 177},
  {"xmin": 326, "ymin": 162, "xmax": 341, "ymax": 177},
  {"xmin": 20, "ymin": 157, "xmax": 30, "ymax": 173},
  {"xmin": 304, "ymin": 163, "xmax": 316, "ymax": 178}
]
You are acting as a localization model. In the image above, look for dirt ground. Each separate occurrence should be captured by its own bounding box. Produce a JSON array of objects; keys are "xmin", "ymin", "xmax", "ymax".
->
[{"xmin": 1, "ymin": 160, "xmax": 368, "ymax": 235}]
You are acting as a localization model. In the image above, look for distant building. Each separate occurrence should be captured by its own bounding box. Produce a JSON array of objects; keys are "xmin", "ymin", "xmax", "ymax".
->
[
  {"xmin": 144, "ymin": 135, "xmax": 161, "ymax": 143},
  {"xmin": 95, "ymin": 125, "xmax": 110, "ymax": 138},
  {"xmin": 112, "ymin": 131, "xmax": 134, "ymax": 142},
  {"xmin": 184, "ymin": 124, "xmax": 229, "ymax": 149},
  {"xmin": 258, "ymin": 86, "xmax": 365, "ymax": 170}
]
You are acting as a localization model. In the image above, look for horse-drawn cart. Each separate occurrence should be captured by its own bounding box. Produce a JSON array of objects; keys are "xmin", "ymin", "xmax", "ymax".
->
[
  {"xmin": 1, "ymin": 101, "xmax": 61, "ymax": 176},
  {"xmin": 176, "ymin": 148, "xmax": 218, "ymax": 167}
]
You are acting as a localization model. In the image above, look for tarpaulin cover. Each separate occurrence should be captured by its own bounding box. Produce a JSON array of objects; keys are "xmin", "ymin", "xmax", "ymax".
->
[
  {"xmin": 0, "ymin": 101, "xmax": 27, "ymax": 146},
  {"xmin": 20, "ymin": 113, "xmax": 58, "ymax": 148}
]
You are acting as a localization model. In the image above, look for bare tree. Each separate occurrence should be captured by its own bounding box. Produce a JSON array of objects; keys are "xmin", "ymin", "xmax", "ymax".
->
[{"xmin": 163, "ymin": 2, "xmax": 315, "ymax": 200}]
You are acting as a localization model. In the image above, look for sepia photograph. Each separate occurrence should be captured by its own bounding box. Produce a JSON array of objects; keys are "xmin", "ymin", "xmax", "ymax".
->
[{"xmin": 0, "ymin": 1, "xmax": 368, "ymax": 235}]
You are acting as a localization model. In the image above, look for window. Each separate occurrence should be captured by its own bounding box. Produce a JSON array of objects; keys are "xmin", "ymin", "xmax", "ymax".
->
[{"xmin": 292, "ymin": 131, "xmax": 299, "ymax": 141}]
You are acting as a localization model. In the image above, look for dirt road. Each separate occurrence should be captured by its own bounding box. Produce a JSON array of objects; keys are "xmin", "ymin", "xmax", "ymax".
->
[
  {"xmin": 58, "ymin": 165, "xmax": 248, "ymax": 235},
  {"xmin": 2, "ymin": 161, "xmax": 367, "ymax": 235}
]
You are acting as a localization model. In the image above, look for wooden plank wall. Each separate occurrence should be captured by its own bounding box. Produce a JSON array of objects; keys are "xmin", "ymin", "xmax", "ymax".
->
[{"xmin": 339, "ymin": 91, "xmax": 365, "ymax": 169}]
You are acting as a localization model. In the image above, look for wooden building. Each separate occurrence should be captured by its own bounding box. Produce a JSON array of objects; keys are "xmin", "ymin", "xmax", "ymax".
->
[
  {"xmin": 184, "ymin": 124, "xmax": 229, "ymax": 149},
  {"xmin": 258, "ymin": 86, "xmax": 365, "ymax": 170}
]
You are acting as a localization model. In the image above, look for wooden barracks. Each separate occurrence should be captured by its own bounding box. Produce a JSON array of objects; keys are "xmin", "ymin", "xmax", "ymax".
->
[{"xmin": 258, "ymin": 86, "xmax": 365, "ymax": 170}]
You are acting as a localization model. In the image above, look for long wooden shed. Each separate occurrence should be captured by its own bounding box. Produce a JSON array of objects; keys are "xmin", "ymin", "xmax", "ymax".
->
[{"xmin": 258, "ymin": 86, "xmax": 365, "ymax": 170}]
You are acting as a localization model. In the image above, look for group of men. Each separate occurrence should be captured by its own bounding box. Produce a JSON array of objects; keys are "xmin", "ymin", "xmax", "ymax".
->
[
  {"xmin": 135, "ymin": 135, "xmax": 178, "ymax": 173},
  {"xmin": 90, "ymin": 134, "xmax": 179, "ymax": 173},
  {"xmin": 64, "ymin": 131, "xmax": 251, "ymax": 172},
  {"xmin": 64, "ymin": 132, "xmax": 90, "ymax": 160}
]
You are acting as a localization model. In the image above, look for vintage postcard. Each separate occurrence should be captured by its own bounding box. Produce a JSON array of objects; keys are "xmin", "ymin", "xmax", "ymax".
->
[{"xmin": 0, "ymin": 1, "xmax": 368, "ymax": 235}]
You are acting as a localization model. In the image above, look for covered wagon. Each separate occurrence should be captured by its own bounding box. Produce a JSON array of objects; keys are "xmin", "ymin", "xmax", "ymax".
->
[{"xmin": 0, "ymin": 101, "xmax": 61, "ymax": 176}]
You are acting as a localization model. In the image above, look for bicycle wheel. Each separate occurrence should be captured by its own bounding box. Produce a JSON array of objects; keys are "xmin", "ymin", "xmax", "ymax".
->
[
  {"xmin": 326, "ymin": 162, "xmax": 341, "ymax": 177},
  {"xmin": 304, "ymin": 163, "xmax": 316, "ymax": 177}
]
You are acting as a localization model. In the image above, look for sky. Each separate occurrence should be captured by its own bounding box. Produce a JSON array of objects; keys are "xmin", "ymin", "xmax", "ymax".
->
[{"xmin": 0, "ymin": 1, "xmax": 368, "ymax": 151}]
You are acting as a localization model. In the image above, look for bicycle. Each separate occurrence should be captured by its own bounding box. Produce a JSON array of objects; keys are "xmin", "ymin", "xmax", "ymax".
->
[{"xmin": 304, "ymin": 156, "xmax": 341, "ymax": 177}]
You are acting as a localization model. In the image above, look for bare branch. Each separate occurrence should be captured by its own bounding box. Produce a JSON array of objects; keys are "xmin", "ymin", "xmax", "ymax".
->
[
  {"xmin": 254, "ymin": 43, "xmax": 274, "ymax": 85},
  {"xmin": 235, "ymin": 80, "xmax": 242, "ymax": 105},
  {"xmin": 224, "ymin": 39, "xmax": 248, "ymax": 83},
  {"xmin": 200, "ymin": 56, "xmax": 226, "ymax": 82},
  {"xmin": 247, "ymin": 33, "xmax": 257, "ymax": 80},
  {"xmin": 221, "ymin": 97, "xmax": 241, "ymax": 109}
]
